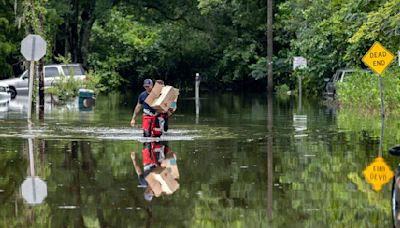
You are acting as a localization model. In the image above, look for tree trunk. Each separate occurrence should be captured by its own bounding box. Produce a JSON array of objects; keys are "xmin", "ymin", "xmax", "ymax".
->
[
  {"xmin": 37, "ymin": 8, "xmax": 45, "ymax": 119},
  {"xmin": 38, "ymin": 58, "xmax": 44, "ymax": 118},
  {"xmin": 69, "ymin": 0, "xmax": 79, "ymax": 62},
  {"xmin": 78, "ymin": 0, "xmax": 96, "ymax": 67}
]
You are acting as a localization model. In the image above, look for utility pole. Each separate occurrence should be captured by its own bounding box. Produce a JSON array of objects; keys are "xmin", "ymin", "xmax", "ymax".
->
[
  {"xmin": 267, "ymin": 0, "xmax": 274, "ymax": 219},
  {"xmin": 267, "ymin": 0, "xmax": 273, "ymax": 95}
]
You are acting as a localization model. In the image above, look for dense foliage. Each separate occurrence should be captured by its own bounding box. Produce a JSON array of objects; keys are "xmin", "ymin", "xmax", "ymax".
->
[
  {"xmin": 0, "ymin": 0, "xmax": 23, "ymax": 78},
  {"xmin": 1, "ymin": 0, "xmax": 400, "ymax": 93},
  {"xmin": 276, "ymin": 0, "xmax": 400, "ymax": 95}
]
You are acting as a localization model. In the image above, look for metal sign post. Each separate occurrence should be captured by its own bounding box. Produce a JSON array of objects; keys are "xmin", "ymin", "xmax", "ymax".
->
[
  {"xmin": 27, "ymin": 61, "xmax": 35, "ymax": 119},
  {"xmin": 361, "ymin": 41, "xmax": 395, "ymax": 191},
  {"xmin": 293, "ymin": 56, "xmax": 307, "ymax": 114},
  {"xmin": 20, "ymin": 34, "xmax": 46, "ymax": 120},
  {"xmin": 362, "ymin": 41, "xmax": 394, "ymax": 156},
  {"xmin": 293, "ymin": 57, "xmax": 307, "ymax": 133}
]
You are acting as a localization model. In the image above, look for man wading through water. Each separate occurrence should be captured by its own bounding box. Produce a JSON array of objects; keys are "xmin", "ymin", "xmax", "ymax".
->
[{"xmin": 130, "ymin": 79, "xmax": 156, "ymax": 137}]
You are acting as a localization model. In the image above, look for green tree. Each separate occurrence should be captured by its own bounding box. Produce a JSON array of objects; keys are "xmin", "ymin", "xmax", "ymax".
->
[{"xmin": 0, "ymin": 0, "xmax": 23, "ymax": 78}]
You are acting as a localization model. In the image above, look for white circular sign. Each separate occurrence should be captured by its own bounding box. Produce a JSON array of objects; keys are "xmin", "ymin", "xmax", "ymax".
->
[
  {"xmin": 21, "ymin": 176, "xmax": 47, "ymax": 205},
  {"xmin": 21, "ymin": 35, "xmax": 47, "ymax": 61}
]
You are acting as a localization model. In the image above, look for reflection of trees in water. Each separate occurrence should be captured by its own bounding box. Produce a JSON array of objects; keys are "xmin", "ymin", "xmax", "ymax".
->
[
  {"xmin": 56, "ymin": 141, "xmax": 153, "ymax": 227},
  {"xmin": 0, "ymin": 138, "xmax": 53, "ymax": 227},
  {"xmin": 0, "ymin": 140, "xmax": 153, "ymax": 227},
  {"xmin": 277, "ymin": 131, "xmax": 391, "ymax": 226},
  {"xmin": 183, "ymin": 138, "xmax": 271, "ymax": 227}
]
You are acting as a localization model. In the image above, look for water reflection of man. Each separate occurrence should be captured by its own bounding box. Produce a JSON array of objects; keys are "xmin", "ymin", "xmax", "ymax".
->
[
  {"xmin": 131, "ymin": 142, "xmax": 175, "ymax": 201},
  {"xmin": 131, "ymin": 144, "xmax": 154, "ymax": 201}
]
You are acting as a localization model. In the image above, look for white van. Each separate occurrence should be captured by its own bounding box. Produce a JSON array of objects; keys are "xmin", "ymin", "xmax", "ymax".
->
[{"xmin": 0, "ymin": 64, "xmax": 86, "ymax": 99}]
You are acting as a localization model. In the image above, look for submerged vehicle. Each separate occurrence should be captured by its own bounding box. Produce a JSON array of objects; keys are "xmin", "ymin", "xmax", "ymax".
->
[
  {"xmin": 0, "ymin": 64, "xmax": 86, "ymax": 99},
  {"xmin": 323, "ymin": 69, "xmax": 370, "ymax": 98},
  {"xmin": 0, "ymin": 82, "xmax": 11, "ymax": 106}
]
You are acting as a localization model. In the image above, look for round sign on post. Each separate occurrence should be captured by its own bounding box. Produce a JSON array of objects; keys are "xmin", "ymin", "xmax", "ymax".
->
[
  {"xmin": 20, "ymin": 34, "xmax": 46, "ymax": 119},
  {"xmin": 21, "ymin": 34, "xmax": 46, "ymax": 61},
  {"xmin": 21, "ymin": 176, "xmax": 47, "ymax": 205}
]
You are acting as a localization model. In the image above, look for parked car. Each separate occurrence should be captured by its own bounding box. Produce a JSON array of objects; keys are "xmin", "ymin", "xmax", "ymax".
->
[
  {"xmin": 0, "ymin": 82, "xmax": 11, "ymax": 105},
  {"xmin": 323, "ymin": 69, "xmax": 370, "ymax": 98},
  {"xmin": 0, "ymin": 64, "xmax": 86, "ymax": 99}
]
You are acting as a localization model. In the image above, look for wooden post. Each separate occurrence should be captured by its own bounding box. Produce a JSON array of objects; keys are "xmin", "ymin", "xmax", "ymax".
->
[
  {"xmin": 195, "ymin": 73, "xmax": 200, "ymax": 124},
  {"xmin": 38, "ymin": 58, "xmax": 44, "ymax": 120},
  {"xmin": 298, "ymin": 75, "xmax": 302, "ymax": 112}
]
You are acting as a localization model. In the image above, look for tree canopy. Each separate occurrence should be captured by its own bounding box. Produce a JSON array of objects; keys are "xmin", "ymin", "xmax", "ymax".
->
[{"xmin": 1, "ymin": 0, "xmax": 400, "ymax": 92}]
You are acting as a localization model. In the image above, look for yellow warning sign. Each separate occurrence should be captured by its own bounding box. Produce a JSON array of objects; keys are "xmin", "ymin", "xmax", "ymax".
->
[
  {"xmin": 362, "ymin": 41, "xmax": 394, "ymax": 75},
  {"xmin": 363, "ymin": 156, "xmax": 394, "ymax": 191}
]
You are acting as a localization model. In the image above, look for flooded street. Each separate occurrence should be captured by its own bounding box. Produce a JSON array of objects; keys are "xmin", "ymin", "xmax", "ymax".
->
[{"xmin": 0, "ymin": 92, "xmax": 396, "ymax": 227}]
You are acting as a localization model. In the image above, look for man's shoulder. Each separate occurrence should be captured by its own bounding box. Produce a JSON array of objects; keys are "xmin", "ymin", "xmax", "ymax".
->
[
  {"xmin": 139, "ymin": 90, "xmax": 148, "ymax": 97},
  {"xmin": 138, "ymin": 91, "xmax": 149, "ymax": 101}
]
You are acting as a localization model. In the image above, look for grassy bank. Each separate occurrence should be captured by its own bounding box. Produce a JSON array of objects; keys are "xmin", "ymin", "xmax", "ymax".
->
[{"xmin": 337, "ymin": 67, "xmax": 400, "ymax": 115}]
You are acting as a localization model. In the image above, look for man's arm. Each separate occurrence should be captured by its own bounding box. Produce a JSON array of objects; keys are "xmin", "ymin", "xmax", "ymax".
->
[
  {"xmin": 131, "ymin": 151, "xmax": 142, "ymax": 175},
  {"xmin": 130, "ymin": 103, "xmax": 142, "ymax": 127}
]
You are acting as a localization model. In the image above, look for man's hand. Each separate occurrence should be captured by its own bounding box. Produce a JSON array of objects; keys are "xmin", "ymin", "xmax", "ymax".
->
[
  {"xmin": 131, "ymin": 151, "xmax": 142, "ymax": 175},
  {"xmin": 131, "ymin": 103, "xmax": 142, "ymax": 127}
]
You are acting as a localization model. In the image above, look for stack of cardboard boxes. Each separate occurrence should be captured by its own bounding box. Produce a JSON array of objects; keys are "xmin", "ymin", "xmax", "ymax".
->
[
  {"xmin": 145, "ymin": 81, "xmax": 179, "ymax": 112},
  {"xmin": 145, "ymin": 153, "xmax": 180, "ymax": 196}
]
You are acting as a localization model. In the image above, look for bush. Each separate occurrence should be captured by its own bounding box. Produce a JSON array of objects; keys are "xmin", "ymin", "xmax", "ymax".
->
[
  {"xmin": 275, "ymin": 84, "xmax": 290, "ymax": 95},
  {"xmin": 46, "ymin": 75, "xmax": 83, "ymax": 103},
  {"xmin": 84, "ymin": 69, "xmax": 122, "ymax": 94}
]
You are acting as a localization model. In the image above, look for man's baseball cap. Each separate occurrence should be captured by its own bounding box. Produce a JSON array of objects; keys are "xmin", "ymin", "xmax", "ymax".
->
[{"xmin": 143, "ymin": 79, "xmax": 153, "ymax": 86}]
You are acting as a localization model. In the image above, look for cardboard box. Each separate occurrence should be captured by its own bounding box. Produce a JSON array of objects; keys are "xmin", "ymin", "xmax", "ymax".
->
[
  {"xmin": 151, "ymin": 86, "xmax": 179, "ymax": 112},
  {"xmin": 145, "ymin": 166, "xmax": 179, "ymax": 196},
  {"xmin": 144, "ymin": 81, "xmax": 164, "ymax": 106},
  {"xmin": 161, "ymin": 154, "xmax": 179, "ymax": 179},
  {"xmin": 154, "ymin": 168, "xmax": 179, "ymax": 195},
  {"xmin": 145, "ymin": 167, "xmax": 164, "ymax": 197}
]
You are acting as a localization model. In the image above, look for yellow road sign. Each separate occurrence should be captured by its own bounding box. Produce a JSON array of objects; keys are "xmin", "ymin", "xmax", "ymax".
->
[
  {"xmin": 363, "ymin": 156, "xmax": 394, "ymax": 191},
  {"xmin": 362, "ymin": 41, "xmax": 394, "ymax": 75}
]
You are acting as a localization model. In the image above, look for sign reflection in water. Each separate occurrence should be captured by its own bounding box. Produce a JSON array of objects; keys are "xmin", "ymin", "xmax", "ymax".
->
[{"xmin": 20, "ymin": 137, "xmax": 47, "ymax": 205}]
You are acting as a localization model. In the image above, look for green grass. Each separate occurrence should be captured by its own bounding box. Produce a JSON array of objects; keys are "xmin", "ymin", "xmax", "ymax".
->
[{"xmin": 337, "ymin": 67, "xmax": 400, "ymax": 115}]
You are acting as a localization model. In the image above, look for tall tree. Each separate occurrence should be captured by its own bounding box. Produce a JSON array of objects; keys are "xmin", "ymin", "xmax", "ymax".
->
[
  {"xmin": 48, "ymin": 0, "xmax": 111, "ymax": 66},
  {"xmin": 0, "ymin": 0, "xmax": 23, "ymax": 78}
]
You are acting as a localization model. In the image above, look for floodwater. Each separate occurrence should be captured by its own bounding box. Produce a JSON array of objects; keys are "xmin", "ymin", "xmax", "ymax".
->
[{"xmin": 0, "ymin": 92, "xmax": 397, "ymax": 227}]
